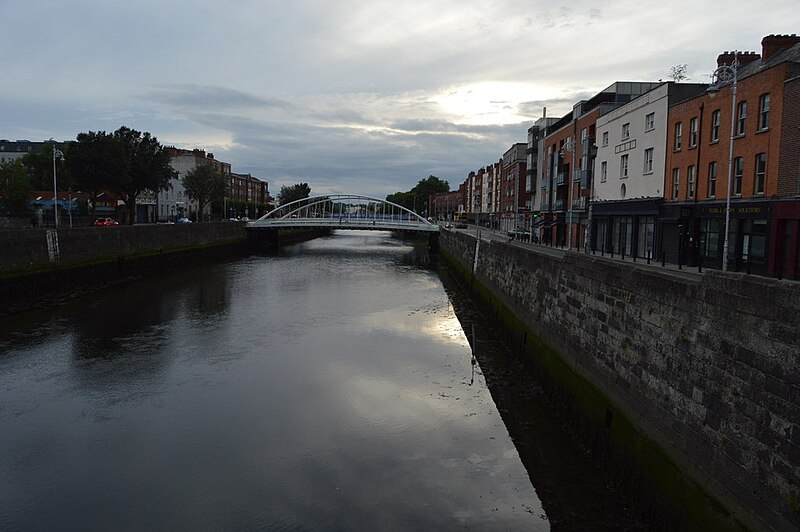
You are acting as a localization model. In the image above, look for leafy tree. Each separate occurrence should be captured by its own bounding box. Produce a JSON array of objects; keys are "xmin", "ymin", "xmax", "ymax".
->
[
  {"xmin": 277, "ymin": 182, "xmax": 312, "ymax": 206},
  {"xmin": 387, "ymin": 175, "xmax": 449, "ymax": 214},
  {"xmin": 111, "ymin": 126, "xmax": 173, "ymax": 224},
  {"xmin": 0, "ymin": 160, "xmax": 32, "ymax": 213},
  {"xmin": 385, "ymin": 191, "xmax": 415, "ymax": 211},
  {"xmin": 182, "ymin": 163, "xmax": 227, "ymax": 222},
  {"xmin": 67, "ymin": 131, "xmax": 126, "ymax": 219},
  {"xmin": 668, "ymin": 64, "xmax": 688, "ymax": 82},
  {"xmin": 21, "ymin": 141, "xmax": 68, "ymax": 191}
]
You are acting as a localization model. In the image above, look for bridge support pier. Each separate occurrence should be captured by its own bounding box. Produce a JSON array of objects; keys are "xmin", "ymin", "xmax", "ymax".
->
[
  {"xmin": 246, "ymin": 227, "xmax": 279, "ymax": 251},
  {"xmin": 428, "ymin": 233, "xmax": 439, "ymax": 254}
]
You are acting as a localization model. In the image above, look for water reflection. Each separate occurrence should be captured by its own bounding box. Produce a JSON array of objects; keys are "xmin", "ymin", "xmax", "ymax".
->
[{"xmin": 0, "ymin": 230, "xmax": 547, "ymax": 531}]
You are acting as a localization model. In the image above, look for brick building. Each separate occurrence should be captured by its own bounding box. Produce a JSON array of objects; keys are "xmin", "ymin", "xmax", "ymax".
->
[
  {"xmin": 539, "ymin": 82, "xmax": 660, "ymax": 247},
  {"xmin": 229, "ymin": 172, "xmax": 270, "ymax": 219},
  {"xmin": 499, "ymin": 143, "xmax": 528, "ymax": 233},
  {"xmin": 662, "ymin": 35, "xmax": 800, "ymax": 277}
]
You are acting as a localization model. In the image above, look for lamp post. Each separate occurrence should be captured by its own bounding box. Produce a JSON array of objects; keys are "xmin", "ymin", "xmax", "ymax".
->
[
  {"xmin": 584, "ymin": 143, "xmax": 598, "ymax": 254},
  {"xmin": 707, "ymin": 51, "xmax": 739, "ymax": 272},
  {"xmin": 52, "ymin": 146, "xmax": 64, "ymax": 228}
]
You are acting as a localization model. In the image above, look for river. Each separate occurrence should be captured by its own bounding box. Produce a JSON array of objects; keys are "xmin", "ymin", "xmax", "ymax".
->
[{"xmin": 1, "ymin": 231, "xmax": 553, "ymax": 531}]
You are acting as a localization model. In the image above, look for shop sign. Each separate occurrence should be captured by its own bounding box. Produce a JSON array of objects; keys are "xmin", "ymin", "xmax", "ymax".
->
[{"xmin": 701, "ymin": 203, "xmax": 769, "ymax": 218}]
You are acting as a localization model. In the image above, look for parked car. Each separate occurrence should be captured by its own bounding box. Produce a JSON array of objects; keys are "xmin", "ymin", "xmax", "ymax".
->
[
  {"xmin": 94, "ymin": 217, "xmax": 119, "ymax": 227},
  {"xmin": 507, "ymin": 228, "xmax": 530, "ymax": 242},
  {"xmin": 176, "ymin": 217, "xmax": 192, "ymax": 224}
]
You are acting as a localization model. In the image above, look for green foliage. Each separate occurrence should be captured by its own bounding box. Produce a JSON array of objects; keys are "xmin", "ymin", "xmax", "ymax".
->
[
  {"xmin": 386, "ymin": 175, "xmax": 449, "ymax": 213},
  {"xmin": 21, "ymin": 141, "xmax": 68, "ymax": 191},
  {"xmin": 182, "ymin": 164, "xmax": 227, "ymax": 222},
  {"xmin": 0, "ymin": 160, "xmax": 32, "ymax": 213},
  {"xmin": 385, "ymin": 191, "xmax": 415, "ymax": 210},
  {"xmin": 65, "ymin": 126, "xmax": 173, "ymax": 223},
  {"xmin": 112, "ymin": 126, "xmax": 173, "ymax": 224},
  {"xmin": 277, "ymin": 182, "xmax": 312, "ymax": 206},
  {"xmin": 67, "ymin": 131, "xmax": 126, "ymax": 217}
]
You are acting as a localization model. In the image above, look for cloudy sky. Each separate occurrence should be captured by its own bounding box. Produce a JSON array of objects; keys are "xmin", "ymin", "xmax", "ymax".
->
[{"xmin": 3, "ymin": 1, "xmax": 799, "ymax": 197}]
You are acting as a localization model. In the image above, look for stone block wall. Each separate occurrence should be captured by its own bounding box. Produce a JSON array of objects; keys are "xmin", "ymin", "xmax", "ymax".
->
[
  {"xmin": 0, "ymin": 222, "xmax": 246, "ymax": 273},
  {"xmin": 440, "ymin": 230, "xmax": 799, "ymax": 532}
]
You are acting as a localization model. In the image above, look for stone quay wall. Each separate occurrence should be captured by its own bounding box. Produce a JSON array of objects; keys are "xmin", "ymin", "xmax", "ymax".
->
[
  {"xmin": 440, "ymin": 230, "xmax": 799, "ymax": 532},
  {"xmin": 0, "ymin": 222, "xmax": 247, "ymax": 273},
  {"xmin": 0, "ymin": 223, "xmax": 249, "ymax": 315}
]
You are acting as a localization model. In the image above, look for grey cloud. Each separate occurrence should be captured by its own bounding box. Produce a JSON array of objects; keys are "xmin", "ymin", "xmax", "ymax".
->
[{"xmin": 144, "ymin": 84, "xmax": 287, "ymax": 111}]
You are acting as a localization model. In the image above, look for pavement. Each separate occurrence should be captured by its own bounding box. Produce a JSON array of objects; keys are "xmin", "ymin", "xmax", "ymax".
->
[{"xmin": 443, "ymin": 223, "xmax": 705, "ymax": 282}]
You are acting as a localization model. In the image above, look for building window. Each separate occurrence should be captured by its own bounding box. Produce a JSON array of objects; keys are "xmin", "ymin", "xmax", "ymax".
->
[
  {"xmin": 700, "ymin": 218, "xmax": 721, "ymax": 258},
  {"xmin": 674, "ymin": 122, "xmax": 682, "ymax": 150},
  {"xmin": 736, "ymin": 101, "xmax": 747, "ymax": 136},
  {"xmin": 672, "ymin": 168, "xmax": 680, "ymax": 199},
  {"xmin": 758, "ymin": 93, "xmax": 770, "ymax": 130},
  {"xmin": 710, "ymin": 110, "xmax": 720, "ymax": 143},
  {"xmin": 620, "ymin": 154, "xmax": 629, "ymax": 178},
  {"xmin": 687, "ymin": 165, "xmax": 695, "ymax": 199},
  {"xmin": 754, "ymin": 153, "xmax": 766, "ymax": 194},
  {"xmin": 645, "ymin": 112, "xmax": 655, "ymax": 131},
  {"xmin": 708, "ymin": 161, "xmax": 717, "ymax": 198},
  {"xmin": 600, "ymin": 161, "xmax": 608, "ymax": 183},
  {"xmin": 621, "ymin": 183, "xmax": 627, "ymax": 198},
  {"xmin": 643, "ymin": 148, "xmax": 654, "ymax": 174},
  {"xmin": 622, "ymin": 123, "xmax": 630, "ymax": 140},
  {"xmin": 602, "ymin": 131, "xmax": 609, "ymax": 146},
  {"xmin": 733, "ymin": 157, "xmax": 744, "ymax": 195},
  {"xmin": 689, "ymin": 117, "xmax": 698, "ymax": 147}
]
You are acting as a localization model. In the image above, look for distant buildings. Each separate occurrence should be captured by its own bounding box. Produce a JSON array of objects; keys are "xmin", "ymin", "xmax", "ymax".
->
[
  {"xmin": 0, "ymin": 140, "xmax": 46, "ymax": 164},
  {"xmin": 0, "ymin": 140, "xmax": 270, "ymax": 224}
]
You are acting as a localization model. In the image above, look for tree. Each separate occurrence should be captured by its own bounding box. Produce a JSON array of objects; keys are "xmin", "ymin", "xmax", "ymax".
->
[
  {"xmin": 668, "ymin": 64, "xmax": 689, "ymax": 82},
  {"xmin": 111, "ymin": 126, "xmax": 174, "ymax": 224},
  {"xmin": 182, "ymin": 164, "xmax": 227, "ymax": 222},
  {"xmin": 67, "ymin": 131, "xmax": 126, "ymax": 220},
  {"xmin": 21, "ymin": 141, "xmax": 67, "ymax": 191},
  {"xmin": 386, "ymin": 175, "xmax": 449, "ymax": 214},
  {"xmin": 0, "ymin": 160, "xmax": 32, "ymax": 214},
  {"xmin": 277, "ymin": 183, "xmax": 312, "ymax": 206}
]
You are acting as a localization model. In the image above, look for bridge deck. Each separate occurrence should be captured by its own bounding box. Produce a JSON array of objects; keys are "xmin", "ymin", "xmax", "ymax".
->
[{"xmin": 247, "ymin": 217, "xmax": 439, "ymax": 232}]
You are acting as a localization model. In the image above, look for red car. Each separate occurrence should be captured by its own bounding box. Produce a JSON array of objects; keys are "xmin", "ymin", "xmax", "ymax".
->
[{"xmin": 94, "ymin": 217, "xmax": 119, "ymax": 227}]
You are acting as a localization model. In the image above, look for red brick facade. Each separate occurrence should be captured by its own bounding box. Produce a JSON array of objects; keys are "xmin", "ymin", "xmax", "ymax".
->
[{"xmin": 665, "ymin": 62, "xmax": 791, "ymax": 203}]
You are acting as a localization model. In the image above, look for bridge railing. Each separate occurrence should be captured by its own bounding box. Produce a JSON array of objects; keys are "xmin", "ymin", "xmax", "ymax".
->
[{"xmin": 251, "ymin": 195, "xmax": 438, "ymax": 231}]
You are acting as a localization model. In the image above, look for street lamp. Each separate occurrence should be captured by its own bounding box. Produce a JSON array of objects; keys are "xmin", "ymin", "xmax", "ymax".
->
[
  {"xmin": 584, "ymin": 143, "xmax": 598, "ymax": 254},
  {"xmin": 52, "ymin": 146, "xmax": 64, "ymax": 228},
  {"xmin": 707, "ymin": 51, "xmax": 739, "ymax": 272}
]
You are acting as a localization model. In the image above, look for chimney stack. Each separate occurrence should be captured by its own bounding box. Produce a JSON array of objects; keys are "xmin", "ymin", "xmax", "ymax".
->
[
  {"xmin": 761, "ymin": 34, "xmax": 800, "ymax": 62},
  {"xmin": 717, "ymin": 50, "xmax": 760, "ymax": 68}
]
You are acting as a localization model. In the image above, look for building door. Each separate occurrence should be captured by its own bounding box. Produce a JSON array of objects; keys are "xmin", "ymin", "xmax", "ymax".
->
[
  {"xmin": 734, "ymin": 218, "xmax": 768, "ymax": 273},
  {"xmin": 780, "ymin": 220, "xmax": 799, "ymax": 279}
]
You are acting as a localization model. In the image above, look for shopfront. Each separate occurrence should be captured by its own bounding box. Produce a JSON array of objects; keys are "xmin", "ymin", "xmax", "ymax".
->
[
  {"xmin": 592, "ymin": 199, "xmax": 660, "ymax": 259},
  {"xmin": 694, "ymin": 202, "xmax": 770, "ymax": 274},
  {"xmin": 770, "ymin": 200, "xmax": 800, "ymax": 280}
]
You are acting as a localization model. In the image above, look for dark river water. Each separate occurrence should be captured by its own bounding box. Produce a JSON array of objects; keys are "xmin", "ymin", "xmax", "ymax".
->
[{"xmin": 0, "ymin": 231, "xmax": 550, "ymax": 531}]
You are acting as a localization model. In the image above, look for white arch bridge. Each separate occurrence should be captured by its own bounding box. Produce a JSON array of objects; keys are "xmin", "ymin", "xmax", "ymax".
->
[{"xmin": 246, "ymin": 195, "xmax": 439, "ymax": 233}]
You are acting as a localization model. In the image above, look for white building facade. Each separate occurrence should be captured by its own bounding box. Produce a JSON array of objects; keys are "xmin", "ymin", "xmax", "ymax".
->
[
  {"xmin": 158, "ymin": 148, "xmax": 232, "ymax": 221},
  {"xmin": 590, "ymin": 82, "xmax": 708, "ymax": 257}
]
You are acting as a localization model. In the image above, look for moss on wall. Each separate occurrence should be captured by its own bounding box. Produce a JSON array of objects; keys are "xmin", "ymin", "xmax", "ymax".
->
[{"xmin": 439, "ymin": 245, "xmax": 747, "ymax": 531}]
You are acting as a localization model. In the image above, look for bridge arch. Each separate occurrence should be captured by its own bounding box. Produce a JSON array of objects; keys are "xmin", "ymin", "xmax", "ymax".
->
[{"xmin": 248, "ymin": 194, "xmax": 439, "ymax": 233}]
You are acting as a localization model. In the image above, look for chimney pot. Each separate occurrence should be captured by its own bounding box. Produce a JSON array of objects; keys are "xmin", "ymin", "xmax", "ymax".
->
[{"xmin": 761, "ymin": 34, "xmax": 800, "ymax": 61}]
